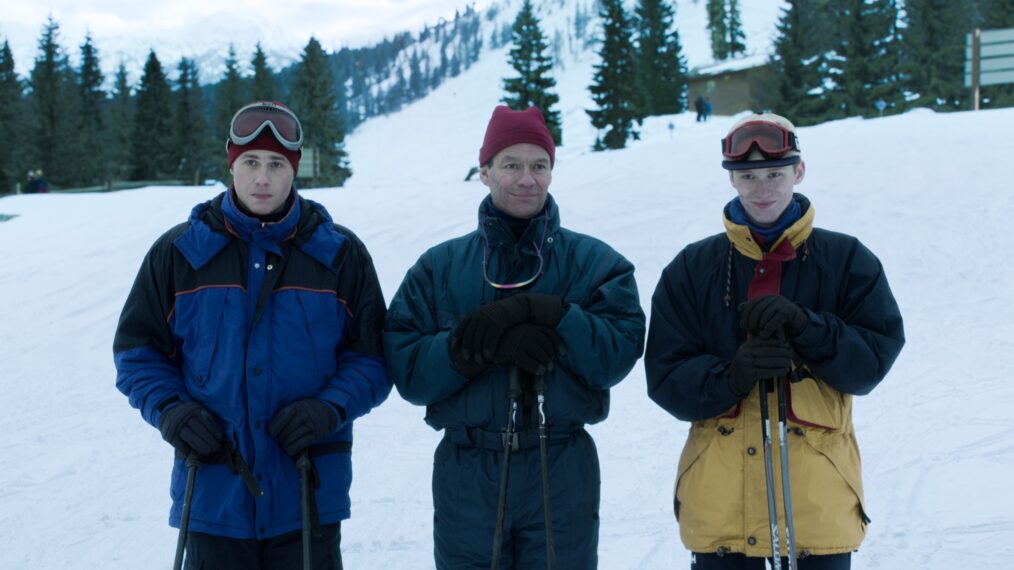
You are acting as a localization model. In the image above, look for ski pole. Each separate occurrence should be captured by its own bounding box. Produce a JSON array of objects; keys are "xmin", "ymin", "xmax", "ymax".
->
[
  {"xmin": 759, "ymin": 378, "xmax": 782, "ymax": 570},
  {"xmin": 297, "ymin": 449, "xmax": 313, "ymax": 570},
  {"xmin": 491, "ymin": 366, "xmax": 521, "ymax": 570},
  {"xmin": 776, "ymin": 376, "xmax": 799, "ymax": 570},
  {"xmin": 173, "ymin": 453, "xmax": 201, "ymax": 570},
  {"xmin": 535, "ymin": 374, "xmax": 556, "ymax": 570}
]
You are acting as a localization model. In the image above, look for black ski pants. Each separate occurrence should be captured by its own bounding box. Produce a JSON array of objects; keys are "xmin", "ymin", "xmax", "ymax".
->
[
  {"xmin": 692, "ymin": 552, "xmax": 851, "ymax": 570},
  {"xmin": 183, "ymin": 522, "xmax": 343, "ymax": 570}
]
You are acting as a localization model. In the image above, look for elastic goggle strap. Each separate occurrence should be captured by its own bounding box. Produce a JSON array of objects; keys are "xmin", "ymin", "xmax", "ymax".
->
[
  {"xmin": 722, "ymin": 121, "xmax": 798, "ymax": 160},
  {"xmin": 229, "ymin": 102, "xmax": 303, "ymax": 151}
]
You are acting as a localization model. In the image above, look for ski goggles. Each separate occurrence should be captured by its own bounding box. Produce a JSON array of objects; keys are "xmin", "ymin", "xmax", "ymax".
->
[
  {"xmin": 721, "ymin": 121, "xmax": 799, "ymax": 161},
  {"xmin": 228, "ymin": 101, "xmax": 303, "ymax": 151}
]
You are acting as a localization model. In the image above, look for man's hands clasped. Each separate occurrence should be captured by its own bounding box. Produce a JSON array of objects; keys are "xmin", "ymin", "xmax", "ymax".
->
[
  {"xmin": 727, "ymin": 295, "xmax": 807, "ymax": 398},
  {"xmin": 451, "ymin": 293, "xmax": 567, "ymax": 376}
]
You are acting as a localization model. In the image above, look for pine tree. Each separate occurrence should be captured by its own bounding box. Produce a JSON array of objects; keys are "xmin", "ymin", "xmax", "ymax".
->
[
  {"xmin": 76, "ymin": 34, "xmax": 105, "ymax": 186},
  {"xmin": 449, "ymin": 51, "xmax": 462, "ymax": 77},
  {"xmin": 107, "ymin": 64, "xmax": 133, "ymax": 184},
  {"xmin": 28, "ymin": 16, "xmax": 77, "ymax": 188},
  {"xmin": 131, "ymin": 50, "xmax": 173, "ymax": 180},
  {"xmin": 384, "ymin": 67, "xmax": 407, "ymax": 114},
  {"xmin": 502, "ymin": 0, "xmax": 563, "ymax": 145},
  {"xmin": 213, "ymin": 45, "xmax": 245, "ymax": 178},
  {"xmin": 989, "ymin": 0, "xmax": 1014, "ymax": 24},
  {"xmin": 707, "ymin": 0, "xmax": 729, "ymax": 60},
  {"xmin": 250, "ymin": 43, "xmax": 277, "ymax": 101},
  {"xmin": 291, "ymin": 37, "xmax": 351, "ymax": 187},
  {"xmin": 408, "ymin": 49, "xmax": 425, "ymax": 100},
  {"xmin": 174, "ymin": 58, "xmax": 211, "ymax": 185},
  {"xmin": 727, "ymin": 0, "xmax": 747, "ymax": 57},
  {"xmin": 587, "ymin": 0, "xmax": 640, "ymax": 150},
  {"xmin": 902, "ymin": 0, "xmax": 975, "ymax": 111},
  {"xmin": 0, "ymin": 40, "xmax": 25, "ymax": 193},
  {"xmin": 768, "ymin": 0, "xmax": 838, "ymax": 125},
  {"xmin": 829, "ymin": 0, "xmax": 904, "ymax": 117},
  {"xmin": 634, "ymin": 0, "xmax": 689, "ymax": 116}
]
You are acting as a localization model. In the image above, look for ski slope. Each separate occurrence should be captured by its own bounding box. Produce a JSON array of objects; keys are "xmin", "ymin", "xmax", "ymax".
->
[{"xmin": 2, "ymin": 3, "xmax": 1013, "ymax": 568}]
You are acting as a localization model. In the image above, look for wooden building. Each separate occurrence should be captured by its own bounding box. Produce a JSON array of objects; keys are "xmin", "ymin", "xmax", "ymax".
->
[{"xmin": 686, "ymin": 54, "xmax": 777, "ymax": 116}]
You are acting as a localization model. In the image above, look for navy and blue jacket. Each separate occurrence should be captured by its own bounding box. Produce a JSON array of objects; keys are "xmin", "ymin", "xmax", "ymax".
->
[
  {"xmin": 384, "ymin": 194, "xmax": 645, "ymax": 433},
  {"xmin": 114, "ymin": 190, "xmax": 391, "ymax": 539}
]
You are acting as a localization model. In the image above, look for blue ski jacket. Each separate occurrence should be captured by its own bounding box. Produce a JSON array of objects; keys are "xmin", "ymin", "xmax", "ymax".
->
[
  {"xmin": 384, "ymin": 194, "xmax": 645, "ymax": 433},
  {"xmin": 114, "ymin": 190, "xmax": 391, "ymax": 539}
]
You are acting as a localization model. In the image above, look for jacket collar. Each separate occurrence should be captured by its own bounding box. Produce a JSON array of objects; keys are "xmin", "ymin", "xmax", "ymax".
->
[
  {"xmin": 723, "ymin": 193, "xmax": 814, "ymax": 261},
  {"xmin": 221, "ymin": 188, "xmax": 300, "ymax": 256},
  {"xmin": 173, "ymin": 191, "xmax": 347, "ymax": 273},
  {"xmin": 477, "ymin": 193, "xmax": 560, "ymax": 251}
]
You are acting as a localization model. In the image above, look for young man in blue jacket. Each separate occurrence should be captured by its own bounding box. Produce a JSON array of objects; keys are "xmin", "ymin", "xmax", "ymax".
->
[
  {"xmin": 644, "ymin": 113, "xmax": 905, "ymax": 569},
  {"xmin": 384, "ymin": 105, "xmax": 646, "ymax": 569},
  {"xmin": 114, "ymin": 101, "xmax": 391, "ymax": 569}
]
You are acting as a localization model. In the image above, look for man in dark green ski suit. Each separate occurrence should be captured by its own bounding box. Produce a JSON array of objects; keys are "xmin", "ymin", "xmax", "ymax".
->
[{"xmin": 384, "ymin": 105, "xmax": 645, "ymax": 569}]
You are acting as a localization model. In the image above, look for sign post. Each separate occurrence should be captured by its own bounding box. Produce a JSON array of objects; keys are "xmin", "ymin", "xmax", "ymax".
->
[{"xmin": 966, "ymin": 27, "xmax": 1014, "ymax": 110}]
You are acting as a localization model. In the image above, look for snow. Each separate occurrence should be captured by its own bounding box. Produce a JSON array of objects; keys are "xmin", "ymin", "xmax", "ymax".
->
[{"xmin": 3, "ymin": 2, "xmax": 1014, "ymax": 568}]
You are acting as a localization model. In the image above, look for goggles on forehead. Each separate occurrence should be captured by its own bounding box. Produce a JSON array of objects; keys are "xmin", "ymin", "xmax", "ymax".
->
[
  {"xmin": 229, "ymin": 101, "xmax": 303, "ymax": 151},
  {"xmin": 721, "ymin": 121, "xmax": 799, "ymax": 161}
]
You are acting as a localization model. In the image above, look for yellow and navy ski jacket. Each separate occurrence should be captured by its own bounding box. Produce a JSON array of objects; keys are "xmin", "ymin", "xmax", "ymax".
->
[
  {"xmin": 114, "ymin": 190, "xmax": 391, "ymax": 539},
  {"xmin": 644, "ymin": 194, "xmax": 904, "ymax": 557}
]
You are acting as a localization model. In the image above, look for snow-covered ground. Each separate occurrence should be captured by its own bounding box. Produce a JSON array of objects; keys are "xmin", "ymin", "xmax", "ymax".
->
[{"xmin": 2, "ymin": 2, "xmax": 1013, "ymax": 568}]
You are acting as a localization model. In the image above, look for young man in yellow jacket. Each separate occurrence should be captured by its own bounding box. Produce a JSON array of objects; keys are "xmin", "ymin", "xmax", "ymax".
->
[{"xmin": 644, "ymin": 113, "xmax": 904, "ymax": 569}]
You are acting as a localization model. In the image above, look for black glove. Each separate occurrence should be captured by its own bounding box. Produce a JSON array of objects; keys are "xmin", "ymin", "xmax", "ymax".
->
[
  {"xmin": 492, "ymin": 323, "xmax": 566, "ymax": 375},
  {"xmin": 268, "ymin": 399, "xmax": 341, "ymax": 456},
  {"xmin": 739, "ymin": 295, "xmax": 809, "ymax": 339},
  {"xmin": 159, "ymin": 401, "xmax": 224, "ymax": 457},
  {"xmin": 449, "ymin": 337, "xmax": 492, "ymax": 379},
  {"xmin": 727, "ymin": 338, "xmax": 795, "ymax": 398},
  {"xmin": 451, "ymin": 295, "xmax": 537, "ymax": 364},
  {"xmin": 525, "ymin": 293, "xmax": 566, "ymax": 327}
]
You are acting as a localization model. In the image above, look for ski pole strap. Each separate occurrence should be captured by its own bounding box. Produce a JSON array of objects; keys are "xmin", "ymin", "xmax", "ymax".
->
[
  {"xmin": 444, "ymin": 425, "xmax": 584, "ymax": 451},
  {"xmin": 223, "ymin": 442, "xmax": 264, "ymax": 497},
  {"xmin": 175, "ymin": 441, "xmax": 350, "ymax": 498},
  {"xmin": 175, "ymin": 443, "xmax": 263, "ymax": 497}
]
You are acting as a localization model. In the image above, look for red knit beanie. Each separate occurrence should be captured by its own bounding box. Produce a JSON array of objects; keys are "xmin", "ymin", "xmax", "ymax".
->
[
  {"xmin": 479, "ymin": 105, "xmax": 555, "ymax": 167},
  {"xmin": 227, "ymin": 130, "xmax": 302, "ymax": 173}
]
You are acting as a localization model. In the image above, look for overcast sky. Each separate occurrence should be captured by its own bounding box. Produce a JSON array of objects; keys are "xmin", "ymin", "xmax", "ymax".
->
[{"xmin": 1, "ymin": 0, "xmax": 493, "ymax": 74}]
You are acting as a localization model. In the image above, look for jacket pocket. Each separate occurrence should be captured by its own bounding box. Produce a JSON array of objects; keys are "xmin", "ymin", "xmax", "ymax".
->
[
  {"xmin": 675, "ymin": 422, "xmax": 744, "ymax": 553},
  {"xmin": 295, "ymin": 292, "xmax": 345, "ymax": 387},
  {"xmin": 792, "ymin": 429, "xmax": 869, "ymax": 549},
  {"xmin": 786, "ymin": 374, "xmax": 850, "ymax": 432},
  {"xmin": 177, "ymin": 293, "xmax": 227, "ymax": 389},
  {"xmin": 674, "ymin": 424, "xmax": 715, "ymax": 521}
]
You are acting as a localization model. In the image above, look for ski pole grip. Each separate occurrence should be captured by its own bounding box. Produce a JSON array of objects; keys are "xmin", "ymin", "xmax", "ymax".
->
[{"xmin": 508, "ymin": 366, "xmax": 521, "ymax": 397}]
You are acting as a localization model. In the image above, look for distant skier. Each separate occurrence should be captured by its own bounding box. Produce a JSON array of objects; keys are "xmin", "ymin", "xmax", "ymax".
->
[
  {"xmin": 695, "ymin": 95, "xmax": 706, "ymax": 122},
  {"xmin": 33, "ymin": 169, "xmax": 49, "ymax": 193},
  {"xmin": 384, "ymin": 105, "xmax": 646, "ymax": 569},
  {"xmin": 24, "ymin": 170, "xmax": 39, "ymax": 194},
  {"xmin": 113, "ymin": 101, "xmax": 391, "ymax": 569},
  {"xmin": 703, "ymin": 98, "xmax": 713, "ymax": 121},
  {"xmin": 644, "ymin": 113, "xmax": 905, "ymax": 570}
]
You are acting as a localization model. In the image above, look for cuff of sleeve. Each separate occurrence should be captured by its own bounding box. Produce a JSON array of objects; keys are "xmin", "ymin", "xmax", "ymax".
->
[
  {"xmin": 792, "ymin": 309, "xmax": 823, "ymax": 344},
  {"xmin": 324, "ymin": 400, "xmax": 347, "ymax": 424},
  {"xmin": 724, "ymin": 372, "xmax": 752, "ymax": 400}
]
